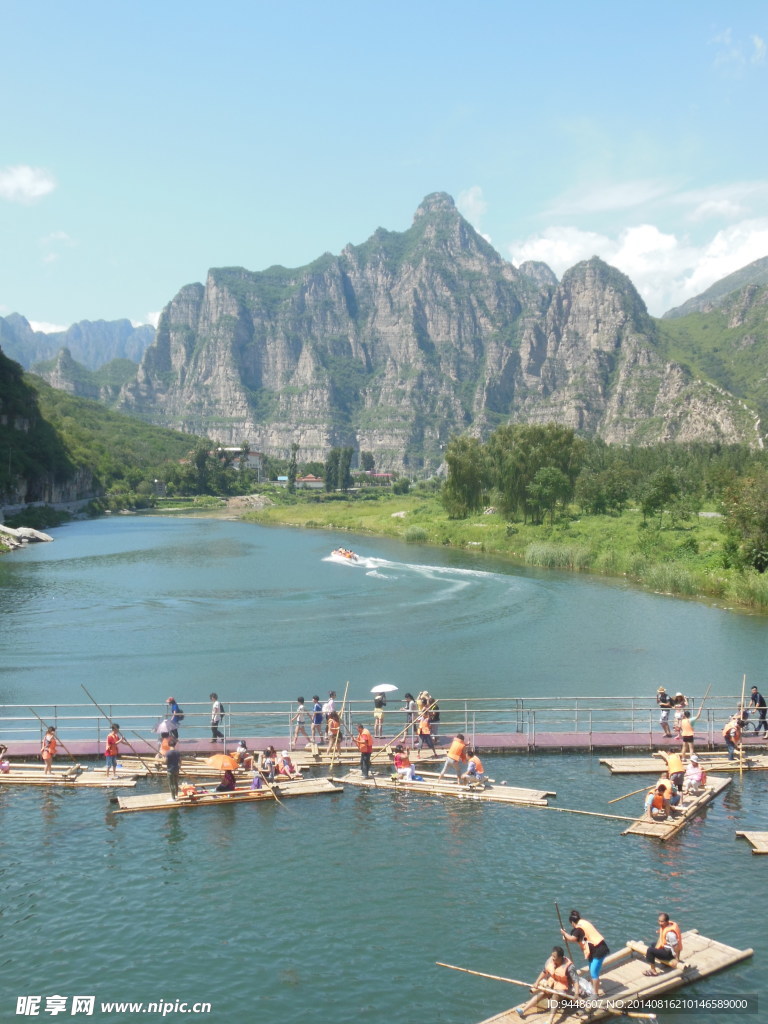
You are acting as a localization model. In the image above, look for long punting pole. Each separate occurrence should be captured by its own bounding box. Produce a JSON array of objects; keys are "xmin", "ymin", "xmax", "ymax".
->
[
  {"xmin": 608, "ymin": 786, "xmax": 650, "ymax": 805},
  {"xmin": 328, "ymin": 681, "xmax": 350, "ymax": 774},
  {"xmin": 554, "ymin": 900, "xmax": 576, "ymax": 963},
  {"xmin": 80, "ymin": 685, "xmax": 157, "ymax": 773},
  {"xmin": 739, "ymin": 674, "xmax": 747, "ymax": 778},
  {"xmin": 370, "ymin": 699, "xmax": 439, "ymax": 766},
  {"xmin": 27, "ymin": 707, "xmax": 80, "ymax": 767},
  {"xmin": 434, "ymin": 962, "xmax": 656, "ymax": 1020}
]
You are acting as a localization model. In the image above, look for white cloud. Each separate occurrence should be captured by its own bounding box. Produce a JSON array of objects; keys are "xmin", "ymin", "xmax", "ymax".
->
[
  {"xmin": 29, "ymin": 321, "xmax": 68, "ymax": 334},
  {"xmin": 712, "ymin": 29, "xmax": 766, "ymax": 73},
  {"xmin": 0, "ymin": 165, "xmax": 56, "ymax": 204},
  {"xmin": 545, "ymin": 180, "xmax": 673, "ymax": 216},
  {"xmin": 508, "ymin": 217, "xmax": 768, "ymax": 316},
  {"xmin": 135, "ymin": 312, "xmax": 161, "ymax": 328}
]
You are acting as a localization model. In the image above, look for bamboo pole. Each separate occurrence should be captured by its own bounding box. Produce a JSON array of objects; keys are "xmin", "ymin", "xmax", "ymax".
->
[
  {"xmin": 608, "ymin": 786, "xmax": 649, "ymax": 805},
  {"xmin": 554, "ymin": 900, "xmax": 576, "ymax": 965},
  {"xmin": 81, "ymin": 685, "xmax": 156, "ymax": 773},
  {"xmin": 328, "ymin": 681, "xmax": 349, "ymax": 774},
  {"xmin": 434, "ymin": 962, "xmax": 656, "ymax": 1020}
]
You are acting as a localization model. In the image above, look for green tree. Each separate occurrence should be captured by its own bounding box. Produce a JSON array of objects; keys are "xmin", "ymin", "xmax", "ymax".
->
[
  {"xmin": 526, "ymin": 466, "xmax": 570, "ymax": 525},
  {"xmin": 287, "ymin": 443, "xmax": 299, "ymax": 493},
  {"xmin": 441, "ymin": 435, "xmax": 487, "ymax": 518},
  {"xmin": 640, "ymin": 469, "xmax": 679, "ymax": 526},
  {"xmin": 360, "ymin": 450, "xmax": 375, "ymax": 472},
  {"xmin": 325, "ymin": 448, "xmax": 340, "ymax": 491},
  {"xmin": 723, "ymin": 471, "xmax": 768, "ymax": 571},
  {"xmin": 338, "ymin": 446, "xmax": 353, "ymax": 491}
]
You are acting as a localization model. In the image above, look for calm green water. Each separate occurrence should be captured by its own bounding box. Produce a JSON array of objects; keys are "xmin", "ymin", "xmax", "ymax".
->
[{"xmin": 0, "ymin": 518, "xmax": 765, "ymax": 1023}]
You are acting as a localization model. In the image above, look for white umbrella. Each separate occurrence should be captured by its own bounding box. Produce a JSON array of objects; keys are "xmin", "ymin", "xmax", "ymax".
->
[{"xmin": 370, "ymin": 683, "xmax": 398, "ymax": 693}]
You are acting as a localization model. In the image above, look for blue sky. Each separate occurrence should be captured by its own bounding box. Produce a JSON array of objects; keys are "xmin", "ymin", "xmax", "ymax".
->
[{"xmin": 2, "ymin": 0, "xmax": 767, "ymax": 330}]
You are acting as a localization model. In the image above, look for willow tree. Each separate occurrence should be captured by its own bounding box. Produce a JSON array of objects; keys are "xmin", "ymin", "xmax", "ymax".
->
[{"xmin": 441, "ymin": 435, "xmax": 488, "ymax": 518}]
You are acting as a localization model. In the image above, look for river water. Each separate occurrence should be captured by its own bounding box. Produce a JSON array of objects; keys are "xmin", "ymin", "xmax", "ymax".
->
[{"xmin": 0, "ymin": 517, "xmax": 765, "ymax": 1023}]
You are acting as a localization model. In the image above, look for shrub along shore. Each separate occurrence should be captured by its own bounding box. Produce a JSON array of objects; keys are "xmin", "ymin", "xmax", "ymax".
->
[{"xmin": 234, "ymin": 489, "xmax": 768, "ymax": 613}]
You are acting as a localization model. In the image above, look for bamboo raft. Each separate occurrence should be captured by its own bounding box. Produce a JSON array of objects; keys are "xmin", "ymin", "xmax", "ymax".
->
[
  {"xmin": 94, "ymin": 756, "xmax": 310, "ymax": 781},
  {"xmin": 621, "ymin": 776, "xmax": 730, "ymax": 840},
  {"xmin": 332, "ymin": 771, "xmax": 554, "ymax": 806},
  {"xmin": 0, "ymin": 765, "xmax": 137, "ymax": 788},
  {"xmin": 600, "ymin": 752, "xmax": 768, "ymax": 774},
  {"xmin": 736, "ymin": 831, "xmax": 768, "ymax": 854},
  {"xmin": 474, "ymin": 929, "xmax": 752, "ymax": 1024},
  {"xmin": 113, "ymin": 776, "xmax": 343, "ymax": 813}
]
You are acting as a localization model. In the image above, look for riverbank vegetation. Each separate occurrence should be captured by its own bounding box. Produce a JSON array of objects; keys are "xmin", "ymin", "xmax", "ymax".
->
[{"xmin": 240, "ymin": 430, "xmax": 768, "ymax": 611}]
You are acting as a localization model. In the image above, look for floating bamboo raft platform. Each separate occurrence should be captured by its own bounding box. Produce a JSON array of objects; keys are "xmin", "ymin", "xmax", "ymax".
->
[
  {"xmin": 474, "ymin": 929, "xmax": 752, "ymax": 1024},
  {"xmin": 95, "ymin": 756, "xmax": 311, "ymax": 781},
  {"xmin": 113, "ymin": 777, "xmax": 343, "ymax": 813},
  {"xmin": 600, "ymin": 752, "xmax": 768, "ymax": 774},
  {"xmin": 621, "ymin": 776, "xmax": 730, "ymax": 840},
  {"xmin": 332, "ymin": 771, "xmax": 554, "ymax": 806},
  {"xmin": 0, "ymin": 766, "xmax": 137, "ymax": 788},
  {"xmin": 736, "ymin": 831, "xmax": 768, "ymax": 854}
]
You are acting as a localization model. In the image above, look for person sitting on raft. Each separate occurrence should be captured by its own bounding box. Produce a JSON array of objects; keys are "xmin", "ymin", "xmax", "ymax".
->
[
  {"xmin": 462, "ymin": 749, "xmax": 486, "ymax": 786},
  {"xmin": 216, "ymin": 769, "xmax": 237, "ymax": 792},
  {"xmin": 514, "ymin": 945, "xmax": 577, "ymax": 1023},
  {"xmin": 644, "ymin": 912, "xmax": 683, "ymax": 976},
  {"xmin": 645, "ymin": 776, "xmax": 681, "ymax": 820},
  {"xmin": 682, "ymin": 754, "xmax": 705, "ymax": 796},
  {"xmin": 275, "ymin": 750, "xmax": 301, "ymax": 778},
  {"xmin": 392, "ymin": 745, "xmax": 415, "ymax": 781}
]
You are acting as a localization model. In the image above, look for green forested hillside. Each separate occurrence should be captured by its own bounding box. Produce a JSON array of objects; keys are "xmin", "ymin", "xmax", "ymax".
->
[
  {"xmin": 655, "ymin": 284, "xmax": 768, "ymax": 422},
  {"xmin": 1, "ymin": 347, "xmax": 200, "ymax": 505}
]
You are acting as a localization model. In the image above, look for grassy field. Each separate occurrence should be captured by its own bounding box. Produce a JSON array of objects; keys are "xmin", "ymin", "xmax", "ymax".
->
[{"xmin": 239, "ymin": 488, "xmax": 768, "ymax": 612}]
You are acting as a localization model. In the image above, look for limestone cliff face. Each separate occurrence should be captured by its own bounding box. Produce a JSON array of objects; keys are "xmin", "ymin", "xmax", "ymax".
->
[{"xmin": 118, "ymin": 194, "xmax": 762, "ymax": 469}]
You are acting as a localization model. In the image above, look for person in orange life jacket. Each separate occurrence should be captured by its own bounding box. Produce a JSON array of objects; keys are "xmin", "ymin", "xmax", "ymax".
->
[
  {"xmin": 438, "ymin": 732, "xmax": 468, "ymax": 781},
  {"xmin": 463, "ymin": 749, "xmax": 485, "ymax": 785},
  {"xmin": 514, "ymin": 946, "xmax": 577, "ymax": 1022},
  {"xmin": 655, "ymin": 749, "xmax": 685, "ymax": 791},
  {"xmin": 560, "ymin": 910, "xmax": 609, "ymax": 997},
  {"xmin": 415, "ymin": 708, "xmax": 437, "ymax": 756},
  {"xmin": 644, "ymin": 912, "xmax": 683, "ymax": 975},
  {"xmin": 645, "ymin": 775, "xmax": 680, "ymax": 819},
  {"xmin": 354, "ymin": 723, "xmax": 374, "ymax": 778},
  {"xmin": 678, "ymin": 709, "xmax": 700, "ymax": 758},
  {"xmin": 722, "ymin": 715, "xmax": 743, "ymax": 761},
  {"xmin": 326, "ymin": 712, "xmax": 342, "ymax": 754}
]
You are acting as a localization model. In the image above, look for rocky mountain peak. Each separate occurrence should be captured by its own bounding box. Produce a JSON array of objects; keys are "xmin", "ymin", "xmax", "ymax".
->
[{"xmin": 413, "ymin": 191, "xmax": 457, "ymax": 219}]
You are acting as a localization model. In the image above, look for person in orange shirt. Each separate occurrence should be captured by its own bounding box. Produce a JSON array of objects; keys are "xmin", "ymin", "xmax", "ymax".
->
[
  {"xmin": 104, "ymin": 723, "xmax": 125, "ymax": 779},
  {"xmin": 438, "ymin": 732, "xmax": 468, "ymax": 782},
  {"xmin": 40, "ymin": 726, "xmax": 57, "ymax": 774},
  {"xmin": 354, "ymin": 723, "xmax": 374, "ymax": 778},
  {"xmin": 326, "ymin": 712, "xmax": 342, "ymax": 755}
]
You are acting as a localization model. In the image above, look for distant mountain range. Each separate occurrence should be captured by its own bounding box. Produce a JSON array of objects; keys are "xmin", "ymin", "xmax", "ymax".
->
[
  {"xmin": 5, "ymin": 194, "xmax": 768, "ymax": 471},
  {"xmin": 0, "ymin": 314, "xmax": 154, "ymax": 371}
]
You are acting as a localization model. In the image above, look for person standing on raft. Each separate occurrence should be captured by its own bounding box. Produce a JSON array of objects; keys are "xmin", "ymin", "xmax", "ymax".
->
[{"xmin": 560, "ymin": 909, "xmax": 609, "ymax": 998}]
